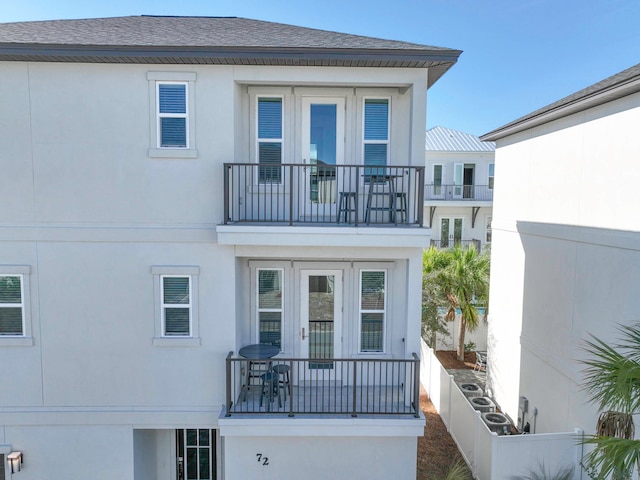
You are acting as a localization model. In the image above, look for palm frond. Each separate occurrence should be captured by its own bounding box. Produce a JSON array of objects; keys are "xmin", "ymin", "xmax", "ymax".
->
[
  {"xmin": 582, "ymin": 331, "xmax": 640, "ymax": 413},
  {"xmin": 582, "ymin": 436, "xmax": 640, "ymax": 479}
]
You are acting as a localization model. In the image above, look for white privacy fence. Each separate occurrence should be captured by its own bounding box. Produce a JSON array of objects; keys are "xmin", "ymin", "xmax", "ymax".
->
[{"xmin": 420, "ymin": 341, "xmax": 583, "ymax": 480}]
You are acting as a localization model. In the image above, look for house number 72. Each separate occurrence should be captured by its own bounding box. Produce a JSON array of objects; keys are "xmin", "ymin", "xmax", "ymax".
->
[{"xmin": 256, "ymin": 453, "xmax": 269, "ymax": 466}]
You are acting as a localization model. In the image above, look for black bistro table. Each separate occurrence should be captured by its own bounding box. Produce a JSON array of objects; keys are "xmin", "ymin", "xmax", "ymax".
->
[
  {"xmin": 239, "ymin": 344, "xmax": 280, "ymax": 408},
  {"xmin": 239, "ymin": 343, "xmax": 279, "ymax": 359}
]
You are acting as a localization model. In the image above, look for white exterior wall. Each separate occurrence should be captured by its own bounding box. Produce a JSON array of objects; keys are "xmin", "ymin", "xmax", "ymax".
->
[
  {"xmin": 435, "ymin": 311, "xmax": 489, "ymax": 352},
  {"xmin": 488, "ymin": 91, "xmax": 640, "ymax": 432},
  {"xmin": 223, "ymin": 435, "xmax": 416, "ymax": 480},
  {"xmin": 0, "ymin": 59, "xmax": 428, "ymax": 479}
]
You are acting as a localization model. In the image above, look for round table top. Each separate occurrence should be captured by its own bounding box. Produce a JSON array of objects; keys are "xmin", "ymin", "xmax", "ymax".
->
[{"xmin": 238, "ymin": 343, "xmax": 280, "ymax": 359}]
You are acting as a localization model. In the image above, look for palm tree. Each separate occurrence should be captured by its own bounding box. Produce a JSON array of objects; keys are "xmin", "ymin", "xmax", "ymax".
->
[
  {"xmin": 422, "ymin": 249, "xmax": 451, "ymax": 348},
  {"xmin": 581, "ymin": 323, "xmax": 640, "ymax": 479},
  {"xmin": 423, "ymin": 245, "xmax": 490, "ymax": 362}
]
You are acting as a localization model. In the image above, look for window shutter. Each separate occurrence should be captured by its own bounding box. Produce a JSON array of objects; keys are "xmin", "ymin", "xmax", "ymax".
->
[
  {"xmin": 159, "ymin": 84, "xmax": 186, "ymax": 114},
  {"xmin": 364, "ymin": 99, "xmax": 389, "ymax": 140},
  {"xmin": 258, "ymin": 98, "xmax": 282, "ymax": 139},
  {"xmin": 363, "ymin": 99, "xmax": 389, "ymax": 171},
  {"xmin": 160, "ymin": 118, "xmax": 187, "ymax": 147}
]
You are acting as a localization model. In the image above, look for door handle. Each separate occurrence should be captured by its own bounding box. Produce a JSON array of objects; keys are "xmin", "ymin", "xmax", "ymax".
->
[{"xmin": 301, "ymin": 327, "xmax": 307, "ymax": 340}]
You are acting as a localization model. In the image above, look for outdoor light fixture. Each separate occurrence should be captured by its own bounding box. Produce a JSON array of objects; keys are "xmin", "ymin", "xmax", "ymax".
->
[{"xmin": 7, "ymin": 451, "xmax": 23, "ymax": 474}]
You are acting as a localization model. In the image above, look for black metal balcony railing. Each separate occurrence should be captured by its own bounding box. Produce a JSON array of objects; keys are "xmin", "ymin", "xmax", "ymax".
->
[
  {"xmin": 224, "ymin": 163, "xmax": 425, "ymax": 226},
  {"xmin": 225, "ymin": 353, "xmax": 420, "ymax": 417},
  {"xmin": 424, "ymin": 184, "xmax": 493, "ymax": 201},
  {"xmin": 430, "ymin": 238, "xmax": 482, "ymax": 251}
]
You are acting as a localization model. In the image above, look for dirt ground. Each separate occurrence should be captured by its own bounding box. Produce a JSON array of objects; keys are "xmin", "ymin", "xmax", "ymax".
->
[{"xmin": 416, "ymin": 351, "xmax": 476, "ymax": 480}]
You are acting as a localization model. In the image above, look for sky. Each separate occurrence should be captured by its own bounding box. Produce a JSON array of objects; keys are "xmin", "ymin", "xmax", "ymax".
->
[{"xmin": 1, "ymin": 0, "xmax": 639, "ymax": 136}]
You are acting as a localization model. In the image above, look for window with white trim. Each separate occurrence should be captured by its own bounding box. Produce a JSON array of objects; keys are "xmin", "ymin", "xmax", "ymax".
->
[
  {"xmin": 0, "ymin": 266, "xmax": 32, "ymax": 346},
  {"xmin": 257, "ymin": 268, "xmax": 283, "ymax": 349},
  {"xmin": 152, "ymin": 266, "xmax": 200, "ymax": 346},
  {"xmin": 0, "ymin": 275, "xmax": 24, "ymax": 336},
  {"xmin": 488, "ymin": 163, "xmax": 495, "ymax": 190},
  {"xmin": 363, "ymin": 98, "xmax": 389, "ymax": 176},
  {"xmin": 486, "ymin": 215, "xmax": 492, "ymax": 244},
  {"xmin": 157, "ymin": 82, "xmax": 188, "ymax": 148},
  {"xmin": 359, "ymin": 270, "xmax": 386, "ymax": 353},
  {"xmin": 147, "ymin": 72, "xmax": 197, "ymax": 158},
  {"xmin": 257, "ymin": 97, "xmax": 283, "ymax": 183}
]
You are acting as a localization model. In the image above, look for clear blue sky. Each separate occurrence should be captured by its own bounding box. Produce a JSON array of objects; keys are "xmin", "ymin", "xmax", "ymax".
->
[{"xmin": 2, "ymin": 0, "xmax": 639, "ymax": 136}]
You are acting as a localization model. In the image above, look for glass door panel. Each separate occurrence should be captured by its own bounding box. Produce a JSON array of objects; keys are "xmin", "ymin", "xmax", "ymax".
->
[
  {"xmin": 441, "ymin": 217, "xmax": 463, "ymax": 247},
  {"xmin": 176, "ymin": 429, "xmax": 216, "ymax": 480},
  {"xmin": 300, "ymin": 270, "xmax": 342, "ymax": 380},
  {"xmin": 301, "ymin": 98, "xmax": 345, "ymax": 220}
]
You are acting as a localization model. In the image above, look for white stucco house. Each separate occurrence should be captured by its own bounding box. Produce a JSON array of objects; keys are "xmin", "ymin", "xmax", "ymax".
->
[
  {"xmin": 0, "ymin": 16, "xmax": 462, "ymax": 480},
  {"xmin": 480, "ymin": 62, "xmax": 640, "ymax": 443},
  {"xmin": 424, "ymin": 126, "xmax": 494, "ymax": 252}
]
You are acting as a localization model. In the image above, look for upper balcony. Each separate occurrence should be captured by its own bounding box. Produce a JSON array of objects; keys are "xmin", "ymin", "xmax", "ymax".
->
[
  {"xmin": 424, "ymin": 184, "xmax": 493, "ymax": 205},
  {"xmin": 223, "ymin": 164, "xmax": 425, "ymax": 227}
]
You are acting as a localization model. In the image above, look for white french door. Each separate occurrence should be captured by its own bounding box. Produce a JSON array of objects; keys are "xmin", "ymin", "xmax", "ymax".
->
[
  {"xmin": 440, "ymin": 217, "xmax": 463, "ymax": 247},
  {"xmin": 301, "ymin": 97, "xmax": 345, "ymax": 220},
  {"xmin": 300, "ymin": 270, "xmax": 343, "ymax": 380}
]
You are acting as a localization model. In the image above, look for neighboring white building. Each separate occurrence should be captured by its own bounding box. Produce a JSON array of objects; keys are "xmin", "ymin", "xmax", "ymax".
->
[
  {"xmin": 0, "ymin": 16, "xmax": 461, "ymax": 480},
  {"xmin": 481, "ymin": 63, "xmax": 640, "ymax": 438},
  {"xmin": 424, "ymin": 126, "xmax": 494, "ymax": 252}
]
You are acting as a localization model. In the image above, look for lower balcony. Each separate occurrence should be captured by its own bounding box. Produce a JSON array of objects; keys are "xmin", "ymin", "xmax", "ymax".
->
[
  {"xmin": 224, "ymin": 163, "xmax": 424, "ymax": 226},
  {"xmin": 225, "ymin": 354, "xmax": 420, "ymax": 417}
]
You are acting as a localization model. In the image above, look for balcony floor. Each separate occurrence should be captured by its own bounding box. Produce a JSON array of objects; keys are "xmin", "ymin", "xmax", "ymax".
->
[{"xmin": 228, "ymin": 383, "xmax": 416, "ymax": 417}]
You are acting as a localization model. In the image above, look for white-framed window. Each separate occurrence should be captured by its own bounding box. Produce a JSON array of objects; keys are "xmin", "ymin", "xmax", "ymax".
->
[
  {"xmin": 257, "ymin": 268, "xmax": 284, "ymax": 349},
  {"xmin": 147, "ymin": 72, "xmax": 197, "ymax": 158},
  {"xmin": 488, "ymin": 163, "xmax": 495, "ymax": 190},
  {"xmin": 486, "ymin": 215, "xmax": 492, "ymax": 244},
  {"xmin": 0, "ymin": 266, "xmax": 33, "ymax": 346},
  {"xmin": 161, "ymin": 275, "xmax": 192, "ymax": 336},
  {"xmin": 362, "ymin": 97, "xmax": 390, "ymax": 174},
  {"xmin": 152, "ymin": 266, "xmax": 200, "ymax": 346},
  {"xmin": 359, "ymin": 269, "xmax": 386, "ymax": 353},
  {"xmin": 256, "ymin": 96, "xmax": 283, "ymax": 183},
  {"xmin": 0, "ymin": 275, "xmax": 24, "ymax": 336}
]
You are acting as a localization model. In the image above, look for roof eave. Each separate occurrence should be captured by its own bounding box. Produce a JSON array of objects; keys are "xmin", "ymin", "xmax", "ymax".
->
[
  {"xmin": 481, "ymin": 75, "xmax": 640, "ymax": 142},
  {"xmin": 0, "ymin": 43, "xmax": 460, "ymax": 65}
]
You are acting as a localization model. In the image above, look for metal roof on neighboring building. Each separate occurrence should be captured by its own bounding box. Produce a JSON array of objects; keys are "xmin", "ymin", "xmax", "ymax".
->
[
  {"xmin": 425, "ymin": 126, "xmax": 495, "ymax": 152},
  {"xmin": 0, "ymin": 16, "xmax": 462, "ymax": 88}
]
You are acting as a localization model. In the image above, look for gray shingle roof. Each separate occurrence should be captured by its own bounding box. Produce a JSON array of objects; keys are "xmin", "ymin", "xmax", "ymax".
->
[
  {"xmin": 0, "ymin": 16, "xmax": 448, "ymax": 50},
  {"xmin": 482, "ymin": 62, "xmax": 640, "ymax": 141},
  {"xmin": 426, "ymin": 126, "xmax": 494, "ymax": 152},
  {"xmin": 0, "ymin": 16, "xmax": 462, "ymax": 87}
]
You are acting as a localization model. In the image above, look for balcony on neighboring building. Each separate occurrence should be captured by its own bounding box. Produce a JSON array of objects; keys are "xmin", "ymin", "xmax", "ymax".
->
[
  {"xmin": 224, "ymin": 164, "xmax": 425, "ymax": 226},
  {"xmin": 430, "ymin": 238, "xmax": 483, "ymax": 251},
  {"xmin": 424, "ymin": 184, "xmax": 493, "ymax": 202}
]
